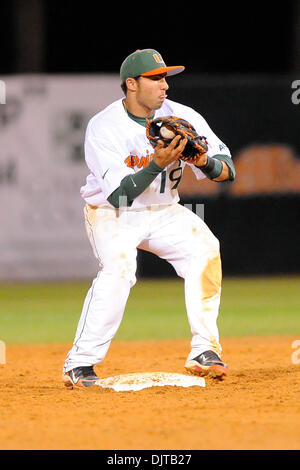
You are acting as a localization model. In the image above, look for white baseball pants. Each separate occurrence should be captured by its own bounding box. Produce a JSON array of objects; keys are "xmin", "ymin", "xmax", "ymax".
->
[{"xmin": 63, "ymin": 203, "xmax": 222, "ymax": 373}]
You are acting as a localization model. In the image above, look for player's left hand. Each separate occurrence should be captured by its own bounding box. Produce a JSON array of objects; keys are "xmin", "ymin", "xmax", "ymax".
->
[
  {"xmin": 192, "ymin": 152, "xmax": 208, "ymax": 167},
  {"xmin": 146, "ymin": 116, "xmax": 208, "ymax": 165}
]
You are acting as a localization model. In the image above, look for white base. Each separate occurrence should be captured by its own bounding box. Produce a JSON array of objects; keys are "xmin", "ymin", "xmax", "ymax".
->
[{"xmin": 95, "ymin": 371, "xmax": 205, "ymax": 392}]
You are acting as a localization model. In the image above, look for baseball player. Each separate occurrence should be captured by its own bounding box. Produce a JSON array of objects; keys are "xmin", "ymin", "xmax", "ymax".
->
[{"xmin": 62, "ymin": 49, "xmax": 236, "ymax": 388}]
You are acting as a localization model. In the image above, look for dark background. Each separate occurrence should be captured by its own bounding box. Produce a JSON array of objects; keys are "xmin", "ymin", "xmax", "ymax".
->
[
  {"xmin": 1, "ymin": 1, "xmax": 299, "ymax": 75},
  {"xmin": 1, "ymin": 0, "xmax": 300, "ymax": 277}
]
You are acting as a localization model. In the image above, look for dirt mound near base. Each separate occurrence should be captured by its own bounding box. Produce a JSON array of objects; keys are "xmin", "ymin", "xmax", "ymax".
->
[{"xmin": 0, "ymin": 336, "xmax": 299, "ymax": 450}]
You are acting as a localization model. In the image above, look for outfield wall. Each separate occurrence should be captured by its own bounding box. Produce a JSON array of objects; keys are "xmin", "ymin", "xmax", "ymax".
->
[{"xmin": 0, "ymin": 74, "xmax": 299, "ymax": 280}]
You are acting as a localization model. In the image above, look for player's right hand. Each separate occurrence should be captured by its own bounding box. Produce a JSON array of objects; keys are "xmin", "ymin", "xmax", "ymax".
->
[{"xmin": 153, "ymin": 135, "xmax": 187, "ymax": 169}]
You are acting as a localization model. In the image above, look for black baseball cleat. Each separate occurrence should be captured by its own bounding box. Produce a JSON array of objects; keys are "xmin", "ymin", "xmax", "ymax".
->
[
  {"xmin": 185, "ymin": 350, "xmax": 229, "ymax": 380},
  {"xmin": 62, "ymin": 366, "xmax": 99, "ymax": 389}
]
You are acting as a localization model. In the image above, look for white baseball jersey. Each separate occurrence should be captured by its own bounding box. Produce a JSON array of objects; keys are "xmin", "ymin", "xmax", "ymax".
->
[{"xmin": 80, "ymin": 98, "xmax": 231, "ymax": 208}]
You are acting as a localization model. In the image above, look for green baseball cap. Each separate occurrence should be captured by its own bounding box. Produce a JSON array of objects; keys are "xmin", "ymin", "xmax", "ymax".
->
[{"xmin": 120, "ymin": 49, "xmax": 185, "ymax": 83}]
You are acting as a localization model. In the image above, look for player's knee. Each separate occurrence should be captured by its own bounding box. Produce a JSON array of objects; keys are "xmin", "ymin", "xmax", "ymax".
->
[
  {"xmin": 192, "ymin": 232, "xmax": 220, "ymax": 260},
  {"xmin": 207, "ymin": 233, "xmax": 220, "ymax": 254},
  {"xmin": 191, "ymin": 221, "xmax": 220, "ymax": 254},
  {"xmin": 201, "ymin": 252, "xmax": 222, "ymax": 298},
  {"xmin": 115, "ymin": 252, "xmax": 137, "ymax": 286}
]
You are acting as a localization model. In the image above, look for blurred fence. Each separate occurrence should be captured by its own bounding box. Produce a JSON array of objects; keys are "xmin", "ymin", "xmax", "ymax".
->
[{"xmin": 0, "ymin": 74, "xmax": 299, "ymax": 280}]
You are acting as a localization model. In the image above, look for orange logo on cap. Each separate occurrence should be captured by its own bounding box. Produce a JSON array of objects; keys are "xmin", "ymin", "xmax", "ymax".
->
[{"xmin": 153, "ymin": 54, "xmax": 164, "ymax": 64}]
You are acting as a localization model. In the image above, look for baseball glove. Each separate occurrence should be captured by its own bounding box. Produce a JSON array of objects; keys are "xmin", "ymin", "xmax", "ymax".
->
[{"xmin": 146, "ymin": 116, "xmax": 208, "ymax": 164}]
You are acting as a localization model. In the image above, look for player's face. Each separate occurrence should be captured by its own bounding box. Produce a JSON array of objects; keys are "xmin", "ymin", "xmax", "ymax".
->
[{"xmin": 135, "ymin": 73, "xmax": 169, "ymax": 113}]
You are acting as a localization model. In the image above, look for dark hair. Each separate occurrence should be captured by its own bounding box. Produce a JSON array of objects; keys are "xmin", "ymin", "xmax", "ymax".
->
[{"xmin": 120, "ymin": 76, "xmax": 140, "ymax": 95}]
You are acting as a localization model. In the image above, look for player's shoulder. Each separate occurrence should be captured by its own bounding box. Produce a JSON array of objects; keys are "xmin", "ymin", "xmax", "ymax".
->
[{"xmin": 86, "ymin": 98, "xmax": 124, "ymax": 136}]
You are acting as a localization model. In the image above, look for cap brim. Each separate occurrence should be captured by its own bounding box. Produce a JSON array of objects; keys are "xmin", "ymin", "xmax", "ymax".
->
[{"xmin": 141, "ymin": 66, "xmax": 185, "ymax": 77}]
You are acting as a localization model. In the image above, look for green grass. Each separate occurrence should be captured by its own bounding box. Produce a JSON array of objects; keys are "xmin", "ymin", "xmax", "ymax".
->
[{"xmin": 0, "ymin": 276, "xmax": 299, "ymax": 344}]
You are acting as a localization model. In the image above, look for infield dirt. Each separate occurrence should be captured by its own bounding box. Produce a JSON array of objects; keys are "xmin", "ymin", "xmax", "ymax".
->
[{"xmin": 0, "ymin": 336, "xmax": 299, "ymax": 450}]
